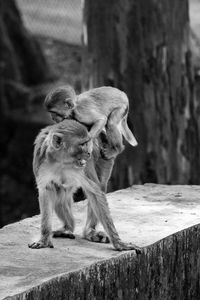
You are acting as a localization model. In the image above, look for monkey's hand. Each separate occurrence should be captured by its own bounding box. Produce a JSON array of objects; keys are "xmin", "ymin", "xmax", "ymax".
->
[
  {"xmin": 113, "ymin": 240, "xmax": 141, "ymax": 254},
  {"xmin": 28, "ymin": 238, "xmax": 54, "ymax": 249}
]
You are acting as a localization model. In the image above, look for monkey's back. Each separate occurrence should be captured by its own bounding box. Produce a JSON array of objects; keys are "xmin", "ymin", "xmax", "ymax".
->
[{"xmin": 77, "ymin": 86, "xmax": 128, "ymax": 116}]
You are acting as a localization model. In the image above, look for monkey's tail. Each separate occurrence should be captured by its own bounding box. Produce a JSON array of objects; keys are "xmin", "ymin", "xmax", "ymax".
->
[
  {"xmin": 120, "ymin": 115, "xmax": 138, "ymax": 147},
  {"xmin": 80, "ymin": 173, "xmax": 104, "ymax": 197}
]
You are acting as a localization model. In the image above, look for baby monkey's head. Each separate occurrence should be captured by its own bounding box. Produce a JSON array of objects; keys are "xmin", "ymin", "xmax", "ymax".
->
[{"xmin": 44, "ymin": 85, "xmax": 77, "ymax": 123}]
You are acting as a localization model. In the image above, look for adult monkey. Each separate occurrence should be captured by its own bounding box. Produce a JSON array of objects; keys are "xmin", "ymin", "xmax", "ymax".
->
[{"xmin": 29, "ymin": 120, "xmax": 141, "ymax": 252}]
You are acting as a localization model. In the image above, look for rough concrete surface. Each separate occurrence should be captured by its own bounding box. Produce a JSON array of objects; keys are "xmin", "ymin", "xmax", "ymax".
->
[{"xmin": 1, "ymin": 184, "xmax": 200, "ymax": 299}]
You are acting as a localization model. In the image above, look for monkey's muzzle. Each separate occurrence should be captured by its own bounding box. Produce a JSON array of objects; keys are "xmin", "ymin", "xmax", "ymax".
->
[{"xmin": 76, "ymin": 159, "xmax": 87, "ymax": 168}]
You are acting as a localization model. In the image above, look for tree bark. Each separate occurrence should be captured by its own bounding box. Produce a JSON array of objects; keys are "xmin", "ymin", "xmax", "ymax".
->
[
  {"xmin": 82, "ymin": 0, "xmax": 198, "ymax": 188},
  {"xmin": 0, "ymin": 0, "xmax": 55, "ymax": 227}
]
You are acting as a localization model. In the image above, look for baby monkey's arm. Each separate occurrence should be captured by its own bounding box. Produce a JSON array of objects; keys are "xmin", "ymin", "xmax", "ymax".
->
[{"xmin": 89, "ymin": 117, "xmax": 107, "ymax": 139}]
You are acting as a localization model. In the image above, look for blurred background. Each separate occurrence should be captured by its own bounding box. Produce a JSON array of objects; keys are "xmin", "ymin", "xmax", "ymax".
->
[{"xmin": 0, "ymin": 0, "xmax": 200, "ymax": 227}]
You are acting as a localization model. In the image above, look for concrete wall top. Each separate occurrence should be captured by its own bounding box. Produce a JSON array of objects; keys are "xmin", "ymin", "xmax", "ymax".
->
[{"xmin": 1, "ymin": 184, "xmax": 200, "ymax": 299}]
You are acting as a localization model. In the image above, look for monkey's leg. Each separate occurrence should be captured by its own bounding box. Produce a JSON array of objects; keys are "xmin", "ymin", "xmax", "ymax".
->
[
  {"xmin": 83, "ymin": 159, "xmax": 110, "ymax": 243},
  {"xmin": 102, "ymin": 108, "xmax": 125, "ymax": 160},
  {"xmin": 85, "ymin": 187, "xmax": 141, "ymax": 253},
  {"xmin": 28, "ymin": 187, "xmax": 54, "ymax": 249},
  {"xmin": 96, "ymin": 156, "xmax": 115, "ymax": 193},
  {"xmin": 53, "ymin": 187, "xmax": 75, "ymax": 239},
  {"xmin": 83, "ymin": 201, "xmax": 109, "ymax": 243}
]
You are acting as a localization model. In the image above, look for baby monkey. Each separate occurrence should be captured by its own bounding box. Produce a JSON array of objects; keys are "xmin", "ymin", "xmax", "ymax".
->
[{"xmin": 44, "ymin": 86, "xmax": 138, "ymax": 159}]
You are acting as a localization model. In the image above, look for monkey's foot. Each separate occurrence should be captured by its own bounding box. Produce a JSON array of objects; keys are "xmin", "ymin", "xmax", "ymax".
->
[
  {"xmin": 84, "ymin": 230, "xmax": 110, "ymax": 243},
  {"xmin": 101, "ymin": 146, "xmax": 118, "ymax": 160},
  {"xmin": 53, "ymin": 229, "xmax": 75, "ymax": 239},
  {"xmin": 113, "ymin": 240, "xmax": 141, "ymax": 254},
  {"xmin": 28, "ymin": 238, "xmax": 54, "ymax": 249}
]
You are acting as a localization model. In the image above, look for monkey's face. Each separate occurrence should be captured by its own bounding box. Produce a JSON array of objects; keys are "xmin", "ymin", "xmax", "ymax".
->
[
  {"xmin": 44, "ymin": 85, "xmax": 76, "ymax": 123},
  {"xmin": 70, "ymin": 138, "xmax": 93, "ymax": 168},
  {"xmin": 49, "ymin": 99, "xmax": 75, "ymax": 123},
  {"xmin": 49, "ymin": 121, "xmax": 93, "ymax": 169}
]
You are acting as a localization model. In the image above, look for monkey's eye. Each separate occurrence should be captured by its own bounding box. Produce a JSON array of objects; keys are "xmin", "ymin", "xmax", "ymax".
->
[
  {"xmin": 80, "ymin": 142, "xmax": 87, "ymax": 146},
  {"xmin": 52, "ymin": 134, "xmax": 63, "ymax": 149},
  {"xmin": 79, "ymin": 142, "xmax": 88, "ymax": 149},
  {"xmin": 64, "ymin": 99, "xmax": 74, "ymax": 109}
]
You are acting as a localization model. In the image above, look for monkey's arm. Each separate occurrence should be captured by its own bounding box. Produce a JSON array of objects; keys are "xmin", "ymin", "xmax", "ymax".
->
[{"xmin": 89, "ymin": 118, "xmax": 107, "ymax": 139}]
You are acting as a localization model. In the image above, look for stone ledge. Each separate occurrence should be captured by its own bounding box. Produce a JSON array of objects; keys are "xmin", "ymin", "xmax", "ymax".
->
[{"xmin": 1, "ymin": 184, "xmax": 200, "ymax": 299}]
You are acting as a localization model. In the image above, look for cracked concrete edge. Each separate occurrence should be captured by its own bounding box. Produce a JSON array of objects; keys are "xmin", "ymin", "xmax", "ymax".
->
[{"xmin": 4, "ymin": 222, "xmax": 200, "ymax": 300}]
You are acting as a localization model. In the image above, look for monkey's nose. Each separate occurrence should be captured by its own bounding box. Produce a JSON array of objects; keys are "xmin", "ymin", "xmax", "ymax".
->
[{"xmin": 78, "ymin": 159, "xmax": 87, "ymax": 167}]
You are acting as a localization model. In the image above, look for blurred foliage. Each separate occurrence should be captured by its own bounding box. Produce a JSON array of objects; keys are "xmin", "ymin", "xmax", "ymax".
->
[{"xmin": 0, "ymin": 0, "xmax": 82, "ymax": 227}]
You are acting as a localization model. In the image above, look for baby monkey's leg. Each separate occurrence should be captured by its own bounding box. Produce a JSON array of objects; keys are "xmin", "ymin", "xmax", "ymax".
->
[
  {"xmin": 102, "ymin": 107, "xmax": 125, "ymax": 159},
  {"xmin": 96, "ymin": 154, "xmax": 115, "ymax": 193},
  {"xmin": 53, "ymin": 185, "xmax": 75, "ymax": 239}
]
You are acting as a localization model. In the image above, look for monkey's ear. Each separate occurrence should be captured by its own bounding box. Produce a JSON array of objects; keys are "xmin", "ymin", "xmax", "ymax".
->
[
  {"xmin": 64, "ymin": 99, "xmax": 75, "ymax": 109},
  {"xmin": 51, "ymin": 134, "xmax": 63, "ymax": 149}
]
